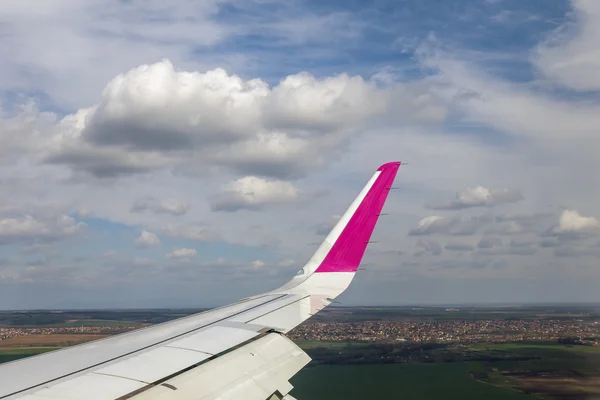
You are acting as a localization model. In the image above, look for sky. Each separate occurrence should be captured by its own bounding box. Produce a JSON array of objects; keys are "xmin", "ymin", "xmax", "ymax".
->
[{"xmin": 1, "ymin": 0, "xmax": 600, "ymax": 309}]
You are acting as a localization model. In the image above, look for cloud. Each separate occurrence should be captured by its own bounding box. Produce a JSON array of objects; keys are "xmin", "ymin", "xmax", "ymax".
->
[
  {"xmin": 553, "ymin": 246, "xmax": 579, "ymax": 257},
  {"xmin": 539, "ymin": 238, "xmax": 560, "ymax": 248},
  {"xmin": 134, "ymin": 230, "xmax": 161, "ymax": 248},
  {"xmin": 314, "ymin": 215, "xmax": 341, "ymax": 236},
  {"xmin": 505, "ymin": 238, "xmax": 537, "ymax": 256},
  {"xmin": 452, "ymin": 214, "xmax": 494, "ymax": 235},
  {"xmin": 250, "ymin": 260, "xmax": 266, "ymax": 268},
  {"xmin": 485, "ymin": 221, "xmax": 524, "ymax": 235},
  {"xmin": 408, "ymin": 214, "xmax": 492, "ymax": 236},
  {"xmin": 74, "ymin": 207, "xmax": 93, "ymax": 218},
  {"xmin": 210, "ymin": 176, "xmax": 301, "ymax": 212},
  {"xmin": 278, "ymin": 259, "xmax": 295, "ymax": 267},
  {"xmin": 414, "ymin": 239, "xmax": 443, "ymax": 256},
  {"xmin": 131, "ymin": 196, "xmax": 190, "ymax": 216},
  {"xmin": 445, "ymin": 243, "xmax": 475, "ymax": 252},
  {"xmin": 39, "ymin": 59, "xmax": 443, "ymax": 180},
  {"xmin": 133, "ymin": 257, "xmax": 155, "ymax": 266},
  {"xmin": 167, "ymin": 247, "xmax": 198, "ymax": 260},
  {"xmin": 0, "ymin": 102, "xmax": 56, "ymax": 164},
  {"xmin": 0, "ymin": 0, "xmax": 230, "ymax": 108},
  {"xmin": 436, "ymin": 259, "xmax": 499, "ymax": 270},
  {"xmin": 419, "ymin": 40, "xmax": 600, "ymax": 143},
  {"xmin": 427, "ymin": 186, "xmax": 523, "ymax": 210},
  {"xmin": 477, "ymin": 237, "xmax": 503, "ymax": 249},
  {"xmin": 4, "ymin": 0, "xmax": 600, "ymax": 308},
  {"xmin": 534, "ymin": 0, "xmax": 600, "ymax": 91},
  {"xmin": 409, "ymin": 216, "xmax": 454, "ymax": 236},
  {"xmin": 0, "ymin": 215, "xmax": 86, "ymax": 245},
  {"xmin": 495, "ymin": 213, "xmax": 554, "ymax": 228},
  {"xmin": 161, "ymin": 225, "xmax": 222, "ymax": 242},
  {"xmin": 554, "ymin": 209, "xmax": 600, "ymax": 233}
]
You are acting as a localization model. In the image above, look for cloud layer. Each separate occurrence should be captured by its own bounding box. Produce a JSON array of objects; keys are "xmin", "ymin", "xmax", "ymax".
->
[
  {"xmin": 427, "ymin": 186, "xmax": 523, "ymax": 210},
  {"xmin": 39, "ymin": 60, "xmax": 444, "ymax": 180},
  {"xmin": 2, "ymin": 0, "xmax": 600, "ymax": 307},
  {"xmin": 210, "ymin": 176, "xmax": 301, "ymax": 212}
]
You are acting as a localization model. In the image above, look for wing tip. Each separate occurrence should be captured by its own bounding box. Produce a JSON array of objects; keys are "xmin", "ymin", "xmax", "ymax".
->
[{"xmin": 377, "ymin": 161, "xmax": 402, "ymax": 171}]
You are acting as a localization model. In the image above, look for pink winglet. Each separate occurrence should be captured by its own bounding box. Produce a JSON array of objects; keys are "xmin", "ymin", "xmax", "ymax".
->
[{"xmin": 315, "ymin": 161, "xmax": 401, "ymax": 273}]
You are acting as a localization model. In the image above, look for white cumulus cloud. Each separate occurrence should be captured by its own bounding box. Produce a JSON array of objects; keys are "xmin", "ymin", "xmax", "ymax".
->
[
  {"xmin": 134, "ymin": 230, "xmax": 161, "ymax": 248},
  {"xmin": 167, "ymin": 247, "xmax": 198, "ymax": 260},
  {"xmin": 428, "ymin": 186, "xmax": 523, "ymax": 210},
  {"xmin": 408, "ymin": 216, "xmax": 453, "ymax": 236},
  {"xmin": 555, "ymin": 209, "xmax": 600, "ymax": 233},
  {"xmin": 38, "ymin": 59, "xmax": 444, "ymax": 179},
  {"xmin": 210, "ymin": 176, "xmax": 301, "ymax": 212}
]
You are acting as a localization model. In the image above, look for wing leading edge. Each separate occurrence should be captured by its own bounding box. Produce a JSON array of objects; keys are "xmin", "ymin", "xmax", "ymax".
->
[{"xmin": 0, "ymin": 161, "xmax": 401, "ymax": 400}]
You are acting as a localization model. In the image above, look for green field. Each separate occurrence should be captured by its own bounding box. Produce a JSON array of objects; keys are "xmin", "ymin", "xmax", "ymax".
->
[
  {"xmin": 471, "ymin": 342, "xmax": 600, "ymax": 354},
  {"xmin": 290, "ymin": 363, "xmax": 532, "ymax": 400},
  {"xmin": 295, "ymin": 340, "xmax": 374, "ymax": 349},
  {"xmin": 0, "ymin": 348, "xmax": 58, "ymax": 364}
]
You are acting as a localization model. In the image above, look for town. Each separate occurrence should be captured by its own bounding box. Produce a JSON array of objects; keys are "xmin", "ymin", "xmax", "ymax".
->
[
  {"xmin": 288, "ymin": 319, "xmax": 600, "ymax": 344},
  {"xmin": 0, "ymin": 324, "xmax": 143, "ymax": 341},
  {"xmin": 2, "ymin": 318, "xmax": 599, "ymax": 346}
]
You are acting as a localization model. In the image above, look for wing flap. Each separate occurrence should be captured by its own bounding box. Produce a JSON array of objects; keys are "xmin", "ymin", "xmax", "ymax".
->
[
  {"xmin": 94, "ymin": 346, "xmax": 210, "ymax": 384},
  {"xmin": 132, "ymin": 333, "xmax": 310, "ymax": 400}
]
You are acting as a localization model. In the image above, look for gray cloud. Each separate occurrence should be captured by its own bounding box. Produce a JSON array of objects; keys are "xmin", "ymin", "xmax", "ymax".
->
[
  {"xmin": 485, "ymin": 221, "xmax": 524, "ymax": 235},
  {"xmin": 539, "ymin": 238, "xmax": 559, "ymax": 248},
  {"xmin": 131, "ymin": 196, "xmax": 190, "ymax": 216},
  {"xmin": 427, "ymin": 186, "xmax": 523, "ymax": 210},
  {"xmin": 0, "ymin": 215, "xmax": 86, "ymax": 246},
  {"xmin": 436, "ymin": 258, "xmax": 498, "ymax": 270},
  {"xmin": 444, "ymin": 243, "xmax": 475, "ymax": 252},
  {"xmin": 314, "ymin": 215, "xmax": 341, "ymax": 236},
  {"xmin": 509, "ymin": 238, "xmax": 536, "ymax": 248},
  {"xmin": 477, "ymin": 237, "xmax": 503, "ymax": 249},
  {"xmin": 508, "ymin": 239, "xmax": 537, "ymax": 256},
  {"xmin": 161, "ymin": 225, "xmax": 222, "ymax": 242},
  {"xmin": 408, "ymin": 216, "xmax": 457, "ymax": 236},
  {"xmin": 414, "ymin": 239, "xmax": 443, "ymax": 256},
  {"xmin": 554, "ymin": 246, "xmax": 580, "ymax": 258},
  {"xmin": 495, "ymin": 213, "xmax": 553, "ymax": 228},
  {"xmin": 409, "ymin": 213, "xmax": 492, "ymax": 236}
]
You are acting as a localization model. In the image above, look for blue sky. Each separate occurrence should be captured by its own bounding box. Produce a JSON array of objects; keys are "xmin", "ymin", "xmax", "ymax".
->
[{"xmin": 1, "ymin": 0, "xmax": 600, "ymax": 308}]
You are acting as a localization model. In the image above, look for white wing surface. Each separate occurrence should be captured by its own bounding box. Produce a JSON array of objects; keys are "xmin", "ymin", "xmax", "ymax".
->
[{"xmin": 0, "ymin": 161, "xmax": 401, "ymax": 400}]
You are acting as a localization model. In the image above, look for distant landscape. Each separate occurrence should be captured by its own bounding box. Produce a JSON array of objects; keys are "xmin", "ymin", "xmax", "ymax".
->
[{"xmin": 2, "ymin": 305, "xmax": 600, "ymax": 399}]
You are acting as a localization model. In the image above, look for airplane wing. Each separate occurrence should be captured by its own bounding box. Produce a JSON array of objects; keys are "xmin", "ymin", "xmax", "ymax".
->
[{"xmin": 0, "ymin": 161, "xmax": 401, "ymax": 400}]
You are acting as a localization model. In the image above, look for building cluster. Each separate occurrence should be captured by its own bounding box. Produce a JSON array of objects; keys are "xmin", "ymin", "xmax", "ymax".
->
[
  {"xmin": 3, "ymin": 319, "xmax": 599, "ymax": 346},
  {"xmin": 288, "ymin": 319, "xmax": 600, "ymax": 344},
  {"xmin": 0, "ymin": 325, "xmax": 141, "ymax": 341}
]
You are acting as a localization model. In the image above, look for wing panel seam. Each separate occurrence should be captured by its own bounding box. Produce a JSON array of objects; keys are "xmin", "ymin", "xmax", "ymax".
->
[{"xmin": 243, "ymin": 295, "xmax": 310, "ymax": 325}]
